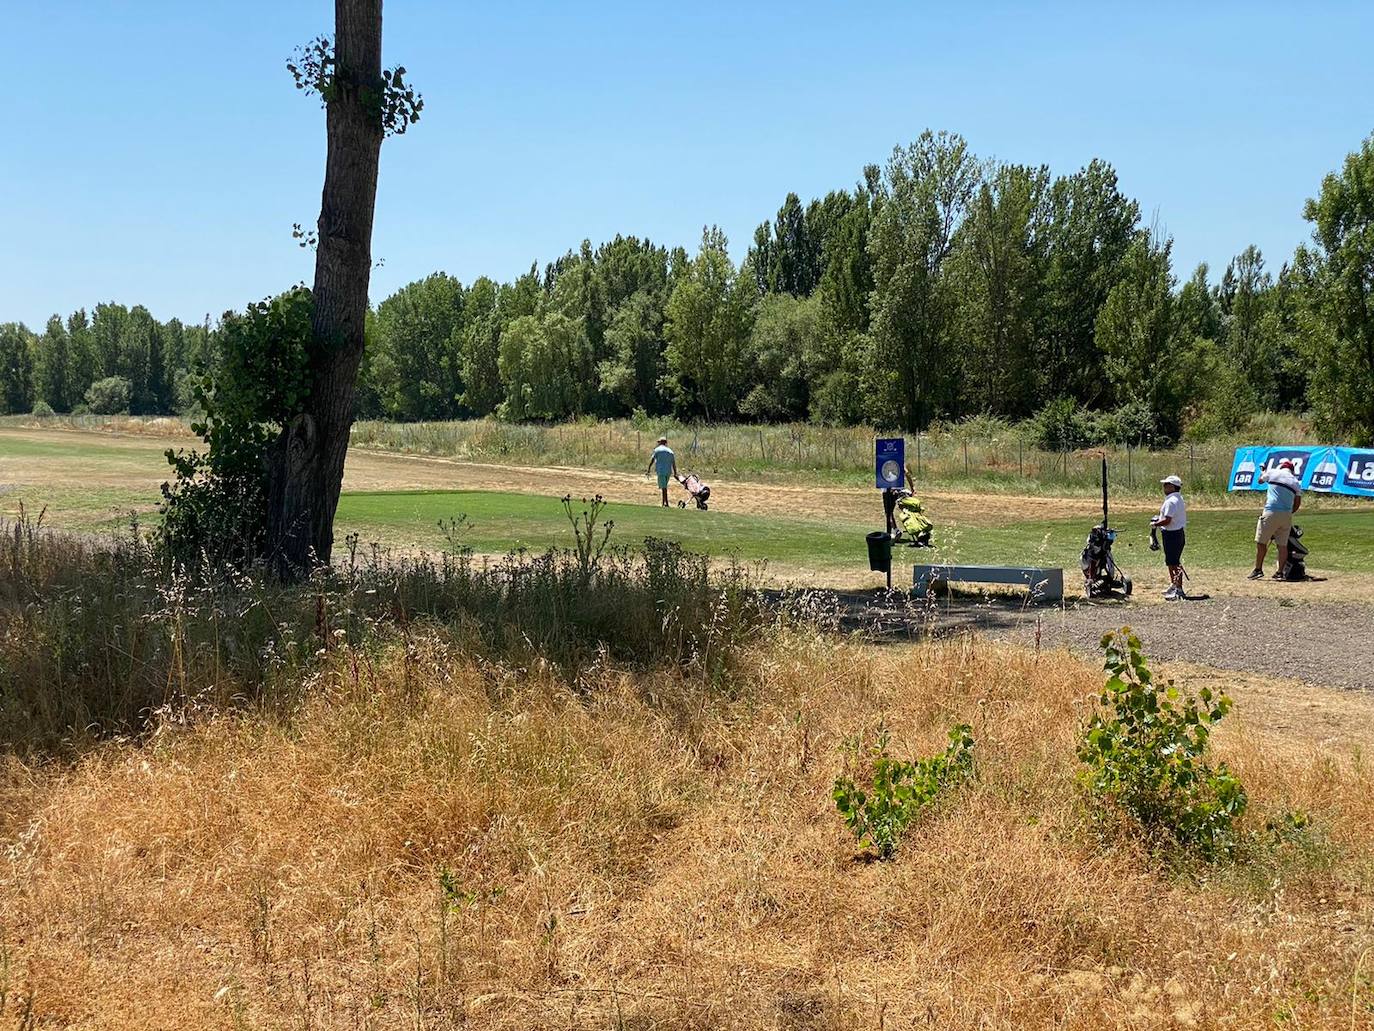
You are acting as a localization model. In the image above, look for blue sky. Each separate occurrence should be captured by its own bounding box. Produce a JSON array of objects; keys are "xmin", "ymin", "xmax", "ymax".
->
[{"xmin": 4, "ymin": 1, "xmax": 1372, "ymax": 328}]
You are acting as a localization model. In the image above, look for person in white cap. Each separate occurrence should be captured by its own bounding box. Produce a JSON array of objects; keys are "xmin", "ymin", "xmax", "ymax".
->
[{"xmin": 1150, "ymin": 475, "xmax": 1187, "ymax": 600}]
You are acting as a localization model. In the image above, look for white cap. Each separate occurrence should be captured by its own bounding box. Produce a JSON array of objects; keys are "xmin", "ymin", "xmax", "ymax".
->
[{"xmin": 1160, "ymin": 475, "xmax": 1182, "ymax": 488}]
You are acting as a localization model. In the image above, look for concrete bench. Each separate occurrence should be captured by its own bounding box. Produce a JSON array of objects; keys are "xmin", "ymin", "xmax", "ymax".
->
[{"xmin": 913, "ymin": 564, "xmax": 1064, "ymax": 603}]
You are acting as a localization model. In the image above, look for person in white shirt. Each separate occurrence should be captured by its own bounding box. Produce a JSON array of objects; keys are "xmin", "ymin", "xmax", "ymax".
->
[{"xmin": 1150, "ymin": 475, "xmax": 1187, "ymax": 601}]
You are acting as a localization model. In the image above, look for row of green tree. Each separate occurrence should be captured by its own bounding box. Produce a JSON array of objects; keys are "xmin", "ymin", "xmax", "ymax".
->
[
  {"xmin": 0, "ymin": 305, "xmax": 210, "ymax": 416},
  {"xmin": 345, "ymin": 129, "xmax": 1374, "ymax": 444},
  {"xmin": 5, "ymin": 129, "xmax": 1373, "ymax": 443}
]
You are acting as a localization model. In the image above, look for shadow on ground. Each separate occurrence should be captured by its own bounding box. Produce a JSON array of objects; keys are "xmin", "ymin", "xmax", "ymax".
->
[{"xmin": 793, "ymin": 586, "xmax": 1374, "ymax": 692}]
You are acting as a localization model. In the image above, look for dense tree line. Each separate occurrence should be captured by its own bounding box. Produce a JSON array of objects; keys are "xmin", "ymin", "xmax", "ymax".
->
[
  {"xmin": 0, "ymin": 305, "xmax": 209, "ymax": 416},
  {"xmin": 6, "ymin": 129, "xmax": 1374, "ymax": 443}
]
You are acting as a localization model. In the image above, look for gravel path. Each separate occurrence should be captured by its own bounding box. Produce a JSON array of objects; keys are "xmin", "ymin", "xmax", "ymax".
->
[{"xmin": 829, "ymin": 591, "xmax": 1374, "ymax": 692}]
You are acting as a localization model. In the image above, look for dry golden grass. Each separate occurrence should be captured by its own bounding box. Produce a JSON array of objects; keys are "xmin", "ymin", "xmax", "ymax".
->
[{"xmin": 2, "ymin": 634, "xmax": 1373, "ymax": 1029}]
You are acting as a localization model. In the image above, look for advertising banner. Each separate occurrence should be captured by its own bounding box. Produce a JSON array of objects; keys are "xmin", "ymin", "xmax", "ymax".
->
[{"xmin": 1228, "ymin": 445, "xmax": 1374, "ymax": 498}]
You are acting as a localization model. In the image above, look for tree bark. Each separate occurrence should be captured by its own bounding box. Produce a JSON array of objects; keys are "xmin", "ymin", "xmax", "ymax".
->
[{"xmin": 267, "ymin": 0, "xmax": 384, "ymax": 579}]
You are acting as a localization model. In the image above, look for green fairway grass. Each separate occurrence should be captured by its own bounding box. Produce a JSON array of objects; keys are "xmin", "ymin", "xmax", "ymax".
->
[
  {"xmin": 5, "ymin": 422, "xmax": 1372, "ymax": 579},
  {"xmin": 333, "ymin": 489, "xmax": 1374, "ymax": 576},
  {"xmin": 933, "ymin": 507, "xmax": 1374, "ymax": 576},
  {"xmin": 335, "ymin": 490, "xmax": 872, "ymax": 567}
]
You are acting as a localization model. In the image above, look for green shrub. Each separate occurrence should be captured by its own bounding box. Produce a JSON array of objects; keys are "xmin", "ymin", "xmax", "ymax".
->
[
  {"xmin": 1031, "ymin": 397, "xmax": 1105, "ymax": 451},
  {"xmin": 31, "ymin": 400, "xmax": 55, "ymax": 418},
  {"xmin": 1078, "ymin": 628, "xmax": 1247, "ymax": 859},
  {"xmin": 833, "ymin": 723, "xmax": 974, "ymax": 859},
  {"xmin": 953, "ymin": 413, "xmax": 1015, "ymax": 441},
  {"xmin": 1102, "ymin": 400, "xmax": 1162, "ymax": 447},
  {"xmin": 171, "ymin": 367, "xmax": 201, "ymax": 417},
  {"xmin": 85, "ymin": 376, "xmax": 133, "ymax": 415},
  {"xmin": 158, "ymin": 287, "xmax": 314, "ymax": 570}
]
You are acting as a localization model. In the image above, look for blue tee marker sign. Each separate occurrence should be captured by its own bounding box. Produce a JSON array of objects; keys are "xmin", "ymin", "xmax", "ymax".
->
[{"xmin": 875, "ymin": 437, "xmax": 905, "ymax": 489}]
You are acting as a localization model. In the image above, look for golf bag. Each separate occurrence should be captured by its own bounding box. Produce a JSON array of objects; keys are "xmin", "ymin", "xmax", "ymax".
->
[
  {"xmin": 1081, "ymin": 524, "xmax": 1132, "ymax": 598},
  {"xmin": 1283, "ymin": 524, "xmax": 1309, "ymax": 581},
  {"xmin": 1081, "ymin": 457, "xmax": 1132, "ymax": 598},
  {"xmin": 893, "ymin": 493, "xmax": 934, "ymax": 547}
]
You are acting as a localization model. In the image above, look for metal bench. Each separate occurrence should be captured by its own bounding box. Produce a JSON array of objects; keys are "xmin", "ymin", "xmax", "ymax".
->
[{"xmin": 913, "ymin": 564, "xmax": 1064, "ymax": 603}]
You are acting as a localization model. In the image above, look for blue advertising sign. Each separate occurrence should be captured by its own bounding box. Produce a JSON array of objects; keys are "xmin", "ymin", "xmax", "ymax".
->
[
  {"xmin": 1308, "ymin": 447, "xmax": 1340, "ymax": 492},
  {"xmin": 1228, "ymin": 446, "xmax": 1374, "ymax": 499},
  {"xmin": 1260, "ymin": 448, "xmax": 1315, "ymax": 482},
  {"xmin": 1339, "ymin": 448, "xmax": 1374, "ymax": 496},
  {"xmin": 875, "ymin": 437, "xmax": 905, "ymax": 489}
]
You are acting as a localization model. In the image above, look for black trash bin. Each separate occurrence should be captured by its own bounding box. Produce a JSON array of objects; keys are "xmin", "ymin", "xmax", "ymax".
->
[{"xmin": 866, "ymin": 531, "xmax": 892, "ymax": 573}]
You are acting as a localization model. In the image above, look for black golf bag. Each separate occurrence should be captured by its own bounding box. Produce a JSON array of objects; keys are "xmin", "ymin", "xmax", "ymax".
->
[
  {"xmin": 1081, "ymin": 457, "xmax": 1132, "ymax": 598},
  {"xmin": 1283, "ymin": 524, "xmax": 1309, "ymax": 581},
  {"xmin": 1082, "ymin": 524, "xmax": 1132, "ymax": 598}
]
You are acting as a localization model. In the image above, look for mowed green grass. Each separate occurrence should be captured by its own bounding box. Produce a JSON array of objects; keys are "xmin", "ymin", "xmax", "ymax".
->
[
  {"xmin": 931, "ymin": 507, "xmax": 1374, "ymax": 575},
  {"xmin": 334, "ymin": 489, "xmax": 1374, "ymax": 576},
  {"xmin": 5, "ymin": 428, "xmax": 1373, "ymax": 577},
  {"xmin": 335, "ymin": 490, "xmax": 871, "ymax": 566}
]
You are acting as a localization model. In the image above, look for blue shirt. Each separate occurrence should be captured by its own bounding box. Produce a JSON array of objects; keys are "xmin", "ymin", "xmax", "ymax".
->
[
  {"xmin": 1264, "ymin": 481, "xmax": 1298, "ymax": 513},
  {"xmin": 652, "ymin": 445, "xmax": 675, "ymax": 475}
]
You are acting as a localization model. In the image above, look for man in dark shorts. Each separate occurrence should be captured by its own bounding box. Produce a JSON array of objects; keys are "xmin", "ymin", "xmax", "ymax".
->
[{"xmin": 1150, "ymin": 475, "xmax": 1187, "ymax": 601}]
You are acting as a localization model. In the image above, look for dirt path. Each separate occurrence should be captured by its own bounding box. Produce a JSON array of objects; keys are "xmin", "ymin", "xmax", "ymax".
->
[
  {"xmin": 0, "ymin": 425, "xmax": 1251, "ymax": 527},
  {"xmin": 831, "ymin": 589, "xmax": 1374, "ymax": 692}
]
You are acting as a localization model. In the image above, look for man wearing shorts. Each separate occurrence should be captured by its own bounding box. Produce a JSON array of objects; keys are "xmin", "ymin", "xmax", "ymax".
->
[
  {"xmin": 1150, "ymin": 475, "xmax": 1187, "ymax": 601},
  {"xmin": 1249, "ymin": 458, "xmax": 1302, "ymax": 581},
  {"xmin": 646, "ymin": 436, "xmax": 679, "ymax": 507}
]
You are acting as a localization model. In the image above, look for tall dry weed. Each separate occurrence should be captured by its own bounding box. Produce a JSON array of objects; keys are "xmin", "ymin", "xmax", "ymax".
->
[{"xmin": 2, "ymin": 632, "xmax": 1371, "ymax": 1028}]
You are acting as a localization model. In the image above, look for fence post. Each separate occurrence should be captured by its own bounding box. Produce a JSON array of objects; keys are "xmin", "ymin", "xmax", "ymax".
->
[
  {"xmin": 1127, "ymin": 445, "xmax": 1132, "ymax": 489},
  {"xmin": 1018, "ymin": 439, "xmax": 1023, "ymax": 477},
  {"xmin": 916, "ymin": 431, "xmax": 922, "ymax": 478},
  {"xmin": 1189, "ymin": 444, "xmax": 1195, "ymax": 483},
  {"xmin": 963, "ymin": 439, "xmax": 969, "ymax": 476}
]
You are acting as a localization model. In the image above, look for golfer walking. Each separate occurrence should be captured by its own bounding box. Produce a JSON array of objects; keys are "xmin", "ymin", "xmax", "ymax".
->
[
  {"xmin": 646, "ymin": 436, "xmax": 679, "ymax": 507},
  {"xmin": 1250, "ymin": 458, "xmax": 1302, "ymax": 580},
  {"xmin": 1151, "ymin": 475, "xmax": 1187, "ymax": 601}
]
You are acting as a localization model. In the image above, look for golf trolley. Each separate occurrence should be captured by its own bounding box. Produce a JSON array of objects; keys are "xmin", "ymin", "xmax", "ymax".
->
[
  {"xmin": 1081, "ymin": 457, "xmax": 1132, "ymax": 598},
  {"xmin": 677, "ymin": 473, "xmax": 711, "ymax": 510}
]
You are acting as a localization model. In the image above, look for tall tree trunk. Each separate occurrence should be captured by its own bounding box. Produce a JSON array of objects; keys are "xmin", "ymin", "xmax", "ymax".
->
[{"xmin": 267, "ymin": 0, "xmax": 384, "ymax": 579}]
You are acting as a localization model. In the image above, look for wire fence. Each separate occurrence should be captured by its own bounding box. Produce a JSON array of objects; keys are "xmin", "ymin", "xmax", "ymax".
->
[
  {"xmin": 0, "ymin": 412, "xmax": 1251, "ymax": 496},
  {"xmin": 348, "ymin": 419, "xmax": 1244, "ymax": 496}
]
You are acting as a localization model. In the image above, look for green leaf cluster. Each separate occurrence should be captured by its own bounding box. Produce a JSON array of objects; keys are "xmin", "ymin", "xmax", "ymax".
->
[
  {"xmin": 1079, "ymin": 628, "xmax": 1247, "ymax": 860},
  {"xmin": 833, "ymin": 723, "xmax": 974, "ymax": 859},
  {"xmin": 287, "ymin": 35, "xmax": 422, "ymax": 138}
]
